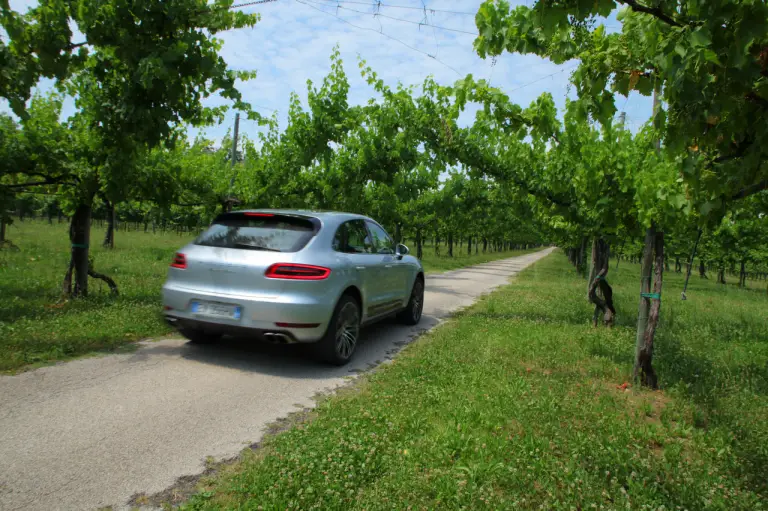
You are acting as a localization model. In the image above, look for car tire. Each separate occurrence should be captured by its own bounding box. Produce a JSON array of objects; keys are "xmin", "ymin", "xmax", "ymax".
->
[
  {"xmin": 398, "ymin": 277, "xmax": 424, "ymax": 326},
  {"xmin": 315, "ymin": 295, "xmax": 360, "ymax": 366},
  {"xmin": 180, "ymin": 328, "xmax": 221, "ymax": 345}
]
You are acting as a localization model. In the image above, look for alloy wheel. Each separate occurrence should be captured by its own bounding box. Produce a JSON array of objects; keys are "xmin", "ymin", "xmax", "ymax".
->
[
  {"xmin": 335, "ymin": 302, "xmax": 360, "ymax": 359},
  {"xmin": 411, "ymin": 281, "xmax": 424, "ymax": 322}
]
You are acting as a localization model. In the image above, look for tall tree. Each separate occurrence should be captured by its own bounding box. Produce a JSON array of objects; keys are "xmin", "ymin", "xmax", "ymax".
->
[
  {"xmin": 472, "ymin": 0, "xmax": 767, "ymax": 385},
  {"xmin": 1, "ymin": 0, "xmax": 261, "ymax": 296}
]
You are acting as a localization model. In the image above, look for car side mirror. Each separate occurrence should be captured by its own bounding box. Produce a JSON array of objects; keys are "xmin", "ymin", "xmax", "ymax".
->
[{"xmin": 396, "ymin": 243, "xmax": 409, "ymax": 259}]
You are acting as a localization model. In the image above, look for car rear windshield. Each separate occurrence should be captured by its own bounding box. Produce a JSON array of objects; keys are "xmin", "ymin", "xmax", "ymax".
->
[{"xmin": 194, "ymin": 213, "xmax": 317, "ymax": 253}]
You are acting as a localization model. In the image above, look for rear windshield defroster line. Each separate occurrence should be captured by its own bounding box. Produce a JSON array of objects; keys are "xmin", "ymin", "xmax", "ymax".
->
[{"xmin": 194, "ymin": 213, "xmax": 319, "ymax": 253}]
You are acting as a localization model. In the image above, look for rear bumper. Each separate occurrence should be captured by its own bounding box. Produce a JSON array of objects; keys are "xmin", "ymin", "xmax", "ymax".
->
[
  {"xmin": 162, "ymin": 284, "xmax": 334, "ymax": 343},
  {"xmin": 164, "ymin": 315, "xmax": 306, "ymax": 344}
]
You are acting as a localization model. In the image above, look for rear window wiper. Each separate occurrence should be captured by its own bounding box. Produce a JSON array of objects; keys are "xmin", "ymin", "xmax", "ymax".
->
[{"xmin": 233, "ymin": 243, "xmax": 281, "ymax": 252}]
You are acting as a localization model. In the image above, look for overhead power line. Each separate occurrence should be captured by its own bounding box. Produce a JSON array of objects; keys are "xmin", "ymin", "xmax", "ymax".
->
[
  {"xmin": 294, "ymin": 0, "xmax": 464, "ymax": 76},
  {"xmin": 303, "ymin": 0, "xmax": 478, "ymax": 35},
  {"xmin": 508, "ymin": 65, "xmax": 579, "ymax": 93},
  {"xmin": 308, "ymin": 0, "xmax": 477, "ymax": 16},
  {"xmin": 231, "ymin": 0, "xmax": 279, "ymax": 8},
  {"xmin": 241, "ymin": 0, "xmax": 578, "ymax": 100}
]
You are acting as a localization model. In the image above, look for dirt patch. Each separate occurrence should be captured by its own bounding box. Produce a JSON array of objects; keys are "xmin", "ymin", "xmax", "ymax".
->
[{"xmin": 601, "ymin": 380, "xmax": 672, "ymax": 425}]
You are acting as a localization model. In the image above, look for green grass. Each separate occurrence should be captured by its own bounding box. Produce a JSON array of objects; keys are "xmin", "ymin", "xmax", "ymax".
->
[
  {"xmin": 0, "ymin": 220, "xmax": 535, "ymax": 372},
  {"xmin": 180, "ymin": 251, "xmax": 767, "ymax": 511},
  {"xmin": 0, "ymin": 220, "xmax": 191, "ymax": 372}
]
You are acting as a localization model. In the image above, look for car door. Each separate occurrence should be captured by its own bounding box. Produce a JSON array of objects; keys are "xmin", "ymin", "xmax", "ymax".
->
[
  {"xmin": 365, "ymin": 220, "xmax": 406, "ymax": 309},
  {"xmin": 332, "ymin": 220, "xmax": 387, "ymax": 320}
]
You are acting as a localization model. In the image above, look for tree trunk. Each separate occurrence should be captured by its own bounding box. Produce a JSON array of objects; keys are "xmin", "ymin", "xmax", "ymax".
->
[
  {"xmin": 475, "ymin": 237, "xmax": 479, "ymax": 254},
  {"xmin": 699, "ymin": 260, "xmax": 708, "ymax": 279},
  {"xmin": 416, "ymin": 229, "xmax": 423, "ymax": 260},
  {"xmin": 675, "ymin": 257, "xmax": 681, "ymax": 273},
  {"xmin": 717, "ymin": 267, "xmax": 726, "ymax": 284},
  {"xmin": 448, "ymin": 232, "xmax": 454, "ymax": 257},
  {"xmin": 634, "ymin": 226, "xmax": 663, "ymax": 389},
  {"xmin": 739, "ymin": 260, "xmax": 746, "ymax": 288},
  {"xmin": 467, "ymin": 236, "xmax": 472, "ymax": 255},
  {"xmin": 0, "ymin": 217, "xmax": 5, "ymax": 243},
  {"xmin": 615, "ymin": 241, "xmax": 625, "ymax": 270},
  {"xmin": 576, "ymin": 236, "xmax": 588, "ymax": 275},
  {"xmin": 103, "ymin": 202, "xmax": 115, "ymax": 249},
  {"xmin": 69, "ymin": 204, "xmax": 92, "ymax": 297},
  {"xmin": 394, "ymin": 223, "xmax": 402, "ymax": 245},
  {"xmin": 483, "ymin": 238, "xmax": 487, "ymax": 253},
  {"xmin": 682, "ymin": 230, "xmax": 703, "ymax": 300},
  {"xmin": 587, "ymin": 237, "xmax": 599, "ymax": 298},
  {"xmin": 434, "ymin": 233, "xmax": 440, "ymax": 256}
]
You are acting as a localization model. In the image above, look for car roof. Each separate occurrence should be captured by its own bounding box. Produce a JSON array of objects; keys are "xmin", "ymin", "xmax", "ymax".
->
[{"xmin": 233, "ymin": 209, "xmax": 371, "ymax": 222}]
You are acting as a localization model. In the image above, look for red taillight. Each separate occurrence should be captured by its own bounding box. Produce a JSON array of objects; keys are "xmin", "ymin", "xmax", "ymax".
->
[
  {"xmin": 244, "ymin": 212, "xmax": 274, "ymax": 217},
  {"xmin": 265, "ymin": 263, "xmax": 331, "ymax": 280},
  {"xmin": 170, "ymin": 253, "xmax": 187, "ymax": 269},
  {"xmin": 275, "ymin": 322, "xmax": 321, "ymax": 328}
]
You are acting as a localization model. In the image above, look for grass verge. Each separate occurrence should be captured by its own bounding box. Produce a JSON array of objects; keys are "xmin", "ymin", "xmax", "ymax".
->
[
  {"xmin": 180, "ymin": 251, "xmax": 767, "ymax": 510},
  {"xmin": 0, "ymin": 220, "xmax": 535, "ymax": 372}
]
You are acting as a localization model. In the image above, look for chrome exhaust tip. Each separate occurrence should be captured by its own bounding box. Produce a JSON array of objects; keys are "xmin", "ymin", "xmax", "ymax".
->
[{"xmin": 264, "ymin": 332, "xmax": 292, "ymax": 344}]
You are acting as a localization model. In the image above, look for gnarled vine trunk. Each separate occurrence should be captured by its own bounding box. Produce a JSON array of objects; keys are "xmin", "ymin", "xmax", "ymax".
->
[{"xmin": 587, "ymin": 238, "xmax": 615, "ymax": 327}]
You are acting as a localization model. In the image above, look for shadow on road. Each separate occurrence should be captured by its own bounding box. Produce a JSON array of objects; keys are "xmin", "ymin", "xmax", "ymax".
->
[{"xmin": 128, "ymin": 314, "xmax": 442, "ymax": 378}]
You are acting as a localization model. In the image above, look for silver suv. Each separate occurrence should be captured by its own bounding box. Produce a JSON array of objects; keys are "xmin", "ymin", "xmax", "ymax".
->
[{"xmin": 162, "ymin": 210, "xmax": 425, "ymax": 365}]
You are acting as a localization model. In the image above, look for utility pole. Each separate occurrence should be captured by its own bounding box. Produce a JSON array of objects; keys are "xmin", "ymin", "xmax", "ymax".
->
[
  {"xmin": 230, "ymin": 112, "xmax": 240, "ymax": 172},
  {"xmin": 225, "ymin": 112, "xmax": 240, "ymax": 212}
]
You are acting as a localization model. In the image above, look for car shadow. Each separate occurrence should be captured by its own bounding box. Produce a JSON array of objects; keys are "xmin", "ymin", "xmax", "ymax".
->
[{"xmin": 135, "ymin": 313, "xmax": 442, "ymax": 378}]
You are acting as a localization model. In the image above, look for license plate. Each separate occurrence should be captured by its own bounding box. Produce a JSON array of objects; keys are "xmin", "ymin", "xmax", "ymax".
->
[{"xmin": 190, "ymin": 301, "xmax": 241, "ymax": 320}]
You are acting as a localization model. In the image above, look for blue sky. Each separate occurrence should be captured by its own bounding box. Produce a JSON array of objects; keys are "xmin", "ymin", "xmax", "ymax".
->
[{"xmin": 3, "ymin": 0, "xmax": 653, "ymax": 144}]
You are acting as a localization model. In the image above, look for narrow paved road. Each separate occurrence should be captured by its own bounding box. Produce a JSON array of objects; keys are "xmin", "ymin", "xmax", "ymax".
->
[{"xmin": 0, "ymin": 248, "xmax": 554, "ymax": 511}]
